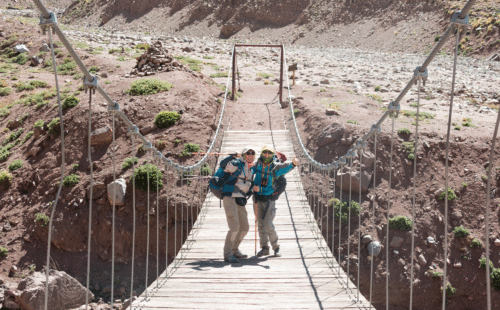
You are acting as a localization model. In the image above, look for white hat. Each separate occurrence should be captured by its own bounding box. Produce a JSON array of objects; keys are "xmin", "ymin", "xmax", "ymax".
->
[{"xmin": 241, "ymin": 146, "xmax": 255, "ymax": 155}]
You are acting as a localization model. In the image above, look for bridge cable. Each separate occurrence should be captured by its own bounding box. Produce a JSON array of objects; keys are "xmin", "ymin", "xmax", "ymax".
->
[
  {"xmin": 369, "ymin": 132, "xmax": 378, "ymax": 309},
  {"xmin": 165, "ymin": 165, "xmax": 169, "ymax": 278},
  {"xmin": 111, "ymin": 112, "xmax": 117, "ymax": 308},
  {"xmin": 484, "ymin": 82, "xmax": 500, "ymax": 310},
  {"xmin": 385, "ymin": 116, "xmax": 396, "ymax": 309},
  {"xmin": 338, "ymin": 170, "xmax": 343, "ymax": 278},
  {"xmin": 85, "ymin": 91, "xmax": 94, "ymax": 310},
  {"xmin": 156, "ymin": 156, "xmax": 160, "ymax": 289},
  {"xmin": 357, "ymin": 149, "xmax": 363, "ymax": 303},
  {"xmin": 441, "ymin": 28, "xmax": 461, "ymax": 310},
  {"xmin": 145, "ymin": 148, "xmax": 151, "ymax": 300},
  {"xmin": 409, "ymin": 75, "xmax": 423, "ymax": 310},
  {"xmin": 44, "ymin": 28, "xmax": 67, "ymax": 310},
  {"xmin": 130, "ymin": 133, "xmax": 137, "ymax": 304},
  {"xmin": 347, "ymin": 156, "xmax": 353, "ymax": 290},
  {"xmin": 332, "ymin": 168, "xmax": 337, "ymax": 271},
  {"xmin": 325, "ymin": 169, "xmax": 330, "ymax": 259},
  {"xmin": 321, "ymin": 169, "xmax": 326, "ymax": 249}
]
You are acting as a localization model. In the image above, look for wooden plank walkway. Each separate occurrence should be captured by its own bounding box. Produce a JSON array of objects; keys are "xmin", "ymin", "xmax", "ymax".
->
[{"xmin": 131, "ymin": 130, "xmax": 371, "ymax": 309}]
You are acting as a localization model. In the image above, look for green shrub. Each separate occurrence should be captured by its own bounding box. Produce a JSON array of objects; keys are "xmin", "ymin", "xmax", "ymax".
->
[
  {"xmin": 35, "ymin": 213, "xmax": 49, "ymax": 228},
  {"xmin": 12, "ymin": 53, "xmax": 28, "ymax": 65},
  {"xmin": 442, "ymin": 283, "xmax": 456, "ymax": 296},
  {"xmin": 57, "ymin": 58, "xmax": 77, "ymax": 75},
  {"xmin": 401, "ymin": 141, "xmax": 415, "ymax": 160},
  {"xmin": 63, "ymin": 174, "xmax": 80, "ymax": 187},
  {"xmin": 330, "ymin": 199, "xmax": 360, "ymax": 223},
  {"xmin": 72, "ymin": 164, "xmax": 79, "ymax": 171},
  {"xmin": 480, "ymin": 257, "xmax": 494, "ymax": 270},
  {"xmin": 453, "ymin": 226, "xmax": 470, "ymax": 238},
  {"xmin": 62, "ymin": 96, "xmax": 80, "ymax": 110},
  {"xmin": 154, "ymin": 111, "xmax": 180, "ymax": 128},
  {"xmin": 175, "ymin": 56, "xmax": 203, "ymax": 71},
  {"xmin": 389, "ymin": 215, "xmax": 413, "ymax": 231},
  {"xmin": 3, "ymin": 128, "xmax": 23, "ymax": 145},
  {"xmin": 0, "ymin": 247, "xmax": 8, "ymax": 258},
  {"xmin": 470, "ymin": 238, "xmax": 482, "ymax": 248},
  {"xmin": 20, "ymin": 131, "xmax": 33, "ymax": 145},
  {"xmin": 180, "ymin": 143, "xmax": 200, "ymax": 157},
  {"xmin": 374, "ymin": 85, "xmax": 381, "ymax": 91},
  {"xmin": 492, "ymin": 268, "xmax": 500, "ymax": 290},
  {"xmin": 34, "ymin": 119, "xmax": 44, "ymax": 129},
  {"xmin": 15, "ymin": 89, "xmax": 56, "ymax": 107},
  {"xmin": 0, "ymin": 87, "xmax": 12, "ymax": 96},
  {"xmin": 200, "ymin": 163, "xmax": 212, "ymax": 176},
  {"xmin": 135, "ymin": 43, "xmax": 150, "ymax": 50},
  {"xmin": 131, "ymin": 164, "xmax": 163, "ymax": 192},
  {"xmin": 156, "ymin": 140, "xmax": 166, "ymax": 150},
  {"xmin": 14, "ymin": 80, "xmax": 48, "ymax": 92},
  {"xmin": 8, "ymin": 159, "xmax": 23, "ymax": 171},
  {"xmin": 257, "ymin": 72, "xmax": 273, "ymax": 79},
  {"xmin": 293, "ymin": 109, "xmax": 300, "ymax": 116},
  {"xmin": 398, "ymin": 128, "xmax": 411, "ymax": 135},
  {"xmin": 0, "ymin": 143, "xmax": 15, "ymax": 162},
  {"xmin": 347, "ymin": 119, "xmax": 358, "ymax": 124},
  {"xmin": 0, "ymin": 169, "xmax": 13, "ymax": 186},
  {"xmin": 122, "ymin": 157, "xmax": 138, "ymax": 170},
  {"xmin": 47, "ymin": 118, "xmax": 60, "ymax": 135},
  {"xmin": 89, "ymin": 66, "xmax": 100, "ymax": 73},
  {"xmin": 438, "ymin": 188, "xmax": 457, "ymax": 201},
  {"xmin": 209, "ymin": 72, "xmax": 229, "ymax": 78},
  {"xmin": 432, "ymin": 271, "xmax": 443, "ymax": 279},
  {"xmin": 127, "ymin": 79, "xmax": 173, "ymax": 96}
]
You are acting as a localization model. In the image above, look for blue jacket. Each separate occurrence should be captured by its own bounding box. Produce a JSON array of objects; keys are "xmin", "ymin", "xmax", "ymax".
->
[
  {"xmin": 252, "ymin": 157, "xmax": 294, "ymax": 196},
  {"xmin": 219, "ymin": 156, "xmax": 246, "ymax": 197}
]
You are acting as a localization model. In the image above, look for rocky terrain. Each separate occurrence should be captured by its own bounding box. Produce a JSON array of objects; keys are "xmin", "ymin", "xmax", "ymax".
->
[{"xmin": 0, "ymin": 0, "xmax": 500, "ymax": 309}]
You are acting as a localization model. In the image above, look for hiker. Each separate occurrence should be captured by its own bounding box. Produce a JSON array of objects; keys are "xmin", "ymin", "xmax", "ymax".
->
[
  {"xmin": 252, "ymin": 145, "xmax": 299, "ymax": 257},
  {"xmin": 221, "ymin": 147, "xmax": 256, "ymax": 263}
]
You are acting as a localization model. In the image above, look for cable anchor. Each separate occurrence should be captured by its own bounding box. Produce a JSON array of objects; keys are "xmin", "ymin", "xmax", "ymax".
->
[
  {"xmin": 413, "ymin": 66, "xmax": 428, "ymax": 86},
  {"xmin": 127, "ymin": 125, "xmax": 140, "ymax": 136},
  {"xmin": 107, "ymin": 102, "xmax": 121, "ymax": 113},
  {"xmin": 450, "ymin": 11, "xmax": 470, "ymax": 29},
  {"xmin": 83, "ymin": 75, "xmax": 98, "ymax": 94},
  {"xmin": 142, "ymin": 141, "xmax": 154, "ymax": 152},
  {"xmin": 370, "ymin": 124, "xmax": 382, "ymax": 133},
  {"xmin": 39, "ymin": 12, "xmax": 57, "ymax": 35},
  {"xmin": 388, "ymin": 101, "xmax": 401, "ymax": 118}
]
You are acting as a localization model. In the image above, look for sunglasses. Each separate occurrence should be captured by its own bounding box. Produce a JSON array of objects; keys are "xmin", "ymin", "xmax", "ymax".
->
[
  {"xmin": 262, "ymin": 150, "xmax": 273, "ymax": 155},
  {"xmin": 245, "ymin": 151, "xmax": 256, "ymax": 155}
]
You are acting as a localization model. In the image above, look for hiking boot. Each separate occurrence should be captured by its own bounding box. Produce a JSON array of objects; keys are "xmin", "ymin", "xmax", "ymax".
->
[
  {"xmin": 224, "ymin": 255, "xmax": 239, "ymax": 263},
  {"xmin": 274, "ymin": 247, "xmax": 282, "ymax": 257},
  {"xmin": 233, "ymin": 251, "xmax": 248, "ymax": 259},
  {"xmin": 257, "ymin": 247, "xmax": 270, "ymax": 257}
]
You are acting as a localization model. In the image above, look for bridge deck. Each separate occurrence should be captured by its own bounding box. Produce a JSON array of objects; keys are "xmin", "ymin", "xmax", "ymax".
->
[{"xmin": 131, "ymin": 130, "xmax": 371, "ymax": 309}]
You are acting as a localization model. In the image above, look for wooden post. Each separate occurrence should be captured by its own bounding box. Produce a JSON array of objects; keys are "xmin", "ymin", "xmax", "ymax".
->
[
  {"xmin": 279, "ymin": 45, "xmax": 284, "ymax": 107},
  {"xmin": 232, "ymin": 47, "xmax": 236, "ymax": 101}
]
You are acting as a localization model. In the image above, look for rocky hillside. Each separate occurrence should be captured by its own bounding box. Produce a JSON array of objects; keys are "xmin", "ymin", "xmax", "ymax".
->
[{"xmin": 58, "ymin": 0, "xmax": 500, "ymax": 59}]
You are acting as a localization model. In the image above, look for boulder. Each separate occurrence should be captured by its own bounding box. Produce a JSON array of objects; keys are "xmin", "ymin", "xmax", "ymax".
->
[
  {"xmin": 6, "ymin": 120, "xmax": 20, "ymax": 130},
  {"xmin": 220, "ymin": 23, "xmax": 243, "ymax": 37},
  {"xmin": 320, "ymin": 79, "xmax": 330, "ymax": 85},
  {"xmin": 182, "ymin": 47, "xmax": 192, "ymax": 53},
  {"xmin": 317, "ymin": 123, "xmax": 345, "ymax": 147},
  {"xmin": 25, "ymin": 147, "xmax": 42, "ymax": 158},
  {"xmin": 86, "ymin": 182, "xmax": 106, "ymax": 199},
  {"xmin": 489, "ymin": 53, "xmax": 500, "ymax": 62},
  {"xmin": 361, "ymin": 151, "xmax": 375, "ymax": 168},
  {"xmin": 325, "ymin": 109, "xmax": 340, "ymax": 116},
  {"xmin": 30, "ymin": 56, "xmax": 43, "ymax": 66},
  {"xmin": 367, "ymin": 241, "xmax": 382, "ymax": 256},
  {"xmin": 15, "ymin": 270, "xmax": 93, "ymax": 310},
  {"xmin": 14, "ymin": 44, "xmax": 29, "ymax": 53},
  {"xmin": 361, "ymin": 235, "xmax": 372, "ymax": 245},
  {"xmin": 335, "ymin": 169, "xmax": 372, "ymax": 193},
  {"xmin": 33, "ymin": 126, "xmax": 44, "ymax": 139},
  {"xmin": 107, "ymin": 178, "xmax": 127, "ymax": 206},
  {"xmin": 90, "ymin": 126, "xmax": 113, "ymax": 145},
  {"xmin": 39, "ymin": 43, "xmax": 51, "ymax": 52},
  {"xmin": 494, "ymin": 239, "xmax": 500, "ymax": 247},
  {"xmin": 418, "ymin": 254, "xmax": 427, "ymax": 266},
  {"xmin": 3, "ymin": 290, "xmax": 20, "ymax": 309},
  {"xmin": 390, "ymin": 236, "xmax": 404, "ymax": 248}
]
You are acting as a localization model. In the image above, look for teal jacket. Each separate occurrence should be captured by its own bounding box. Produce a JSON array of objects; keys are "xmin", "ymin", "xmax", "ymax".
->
[{"xmin": 252, "ymin": 157, "xmax": 294, "ymax": 196}]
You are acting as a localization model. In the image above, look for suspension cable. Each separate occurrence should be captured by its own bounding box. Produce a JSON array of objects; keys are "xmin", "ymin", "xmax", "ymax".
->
[
  {"xmin": 441, "ymin": 27, "xmax": 461, "ymax": 309},
  {"xmin": 145, "ymin": 149, "xmax": 151, "ymax": 300},
  {"xmin": 347, "ymin": 156, "xmax": 353, "ymax": 290},
  {"xmin": 110, "ymin": 112, "xmax": 117, "ymax": 308},
  {"xmin": 338, "ymin": 169, "xmax": 343, "ymax": 278},
  {"xmin": 85, "ymin": 91, "xmax": 93, "ymax": 310},
  {"xmin": 369, "ymin": 133, "xmax": 378, "ymax": 308},
  {"xmin": 409, "ymin": 77, "xmax": 422, "ymax": 310},
  {"xmin": 165, "ymin": 164, "xmax": 169, "ymax": 278},
  {"xmin": 357, "ymin": 149, "xmax": 363, "ymax": 303},
  {"xmin": 44, "ymin": 29, "xmax": 67, "ymax": 310},
  {"xmin": 156, "ymin": 157, "xmax": 160, "ymax": 288},
  {"xmin": 325, "ymin": 168, "xmax": 330, "ymax": 256},
  {"xmin": 386, "ymin": 116, "xmax": 396, "ymax": 309},
  {"xmin": 130, "ymin": 134, "xmax": 137, "ymax": 303},
  {"xmin": 332, "ymin": 168, "xmax": 337, "ymax": 271}
]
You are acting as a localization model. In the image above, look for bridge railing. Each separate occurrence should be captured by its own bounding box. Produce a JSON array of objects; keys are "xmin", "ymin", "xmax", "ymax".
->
[{"xmin": 283, "ymin": 0, "xmax": 497, "ymax": 308}]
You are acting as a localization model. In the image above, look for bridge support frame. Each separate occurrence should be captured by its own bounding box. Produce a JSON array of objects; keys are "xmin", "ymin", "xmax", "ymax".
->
[{"xmin": 232, "ymin": 44, "xmax": 285, "ymax": 108}]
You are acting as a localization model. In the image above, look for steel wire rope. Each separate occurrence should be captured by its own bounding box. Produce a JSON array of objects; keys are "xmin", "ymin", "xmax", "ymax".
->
[
  {"xmin": 321, "ymin": 168, "xmax": 326, "ymax": 249},
  {"xmin": 325, "ymin": 169, "xmax": 330, "ymax": 257},
  {"xmin": 483, "ymin": 89, "xmax": 500, "ymax": 310},
  {"xmin": 164, "ymin": 164, "xmax": 169, "ymax": 278},
  {"xmin": 144, "ymin": 148, "xmax": 151, "ymax": 300},
  {"xmin": 338, "ymin": 170, "xmax": 343, "ymax": 278},
  {"xmin": 130, "ymin": 134, "xmax": 137, "ymax": 303},
  {"xmin": 347, "ymin": 156, "xmax": 353, "ymax": 290},
  {"xmin": 110, "ymin": 112, "xmax": 117, "ymax": 308},
  {"xmin": 385, "ymin": 116, "xmax": 396, "ymax": 309},
  {"xmin": 409, "ymin": 77, "xmax": 423, "ymax": 310},
  {"xmin": 332, "ymin": 168, "xmax": 337, "ymax": 271},
  {"xmin": 44, "ymin": 29, "xmax": 67, "ymax": 310},
  {"xmin": 357, "ymin": 149, "xmax": 363, "ymax": 302},
  {"xmin": 180, "ymin": 172, "xmax": 184, "ymax": 260},
  {"xmin": 174, "ymin": 171, "xmax": 178, "ymax": 271},
  {"xmin": 85, "ymin": 91, "xmax": 94, "ymax": 310},
  {"xmin": 369, "ymin": 133, "xmax": 378, "ymax": 309},
  {"xmin": 156, "ymin": 156, "xmax": 160, "ymax": 289},
  {"xmin": 441, "ymin": 29, "xmax": 461, "ymax": 310}
]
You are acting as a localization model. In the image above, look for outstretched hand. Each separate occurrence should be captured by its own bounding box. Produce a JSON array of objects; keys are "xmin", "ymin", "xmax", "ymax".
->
[{"xmin": 292, "ymin": 156, "xmax": 299, "ymax": 166}]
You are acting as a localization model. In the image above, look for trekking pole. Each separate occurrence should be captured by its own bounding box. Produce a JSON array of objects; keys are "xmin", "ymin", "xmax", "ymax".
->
[
  {"xmin": 254, "ymin": 201, "xmax": 257, "ymax": 256},
  {"xmin": 190, "ymin": 152, "xmax": 238, "ymax": 156}
]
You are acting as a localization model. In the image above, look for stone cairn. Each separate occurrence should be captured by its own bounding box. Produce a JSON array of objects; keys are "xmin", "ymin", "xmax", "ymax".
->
[{"xmin": 129, "ymin": 41, "xmax": 191, "ymax": 77}]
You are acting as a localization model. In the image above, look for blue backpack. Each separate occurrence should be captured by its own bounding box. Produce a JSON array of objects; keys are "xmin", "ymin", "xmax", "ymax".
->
[{"xmin": 208, "ymin": 156, "xmax": 243, "ymax": 199}]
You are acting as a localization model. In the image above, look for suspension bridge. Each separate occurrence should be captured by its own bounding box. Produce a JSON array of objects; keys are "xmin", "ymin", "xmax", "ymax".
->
[{"xmin": 27, "ymin": 0, "xmax": 500, "ymax": 309}]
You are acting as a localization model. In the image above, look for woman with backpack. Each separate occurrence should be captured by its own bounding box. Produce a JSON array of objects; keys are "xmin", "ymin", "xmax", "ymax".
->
[
  {"xmin": 220, "ymin": 147, "xmax": 256, "ymax": 263},
  {"xmin": 252, "ymin": 145, "xmax": 299, "ymax": 257}
]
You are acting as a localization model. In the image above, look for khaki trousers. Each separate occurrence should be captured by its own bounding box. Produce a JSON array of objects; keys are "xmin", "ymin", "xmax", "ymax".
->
[
  {"xmin": 223, "ymin": 197, "xmax": 249, "ymax": 258},
  {"xmin": 254, "ymin": 199, "xmax": 279, "ymax": 250}
]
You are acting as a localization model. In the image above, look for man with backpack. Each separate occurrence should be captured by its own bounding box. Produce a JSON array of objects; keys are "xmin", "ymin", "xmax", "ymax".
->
[
  {"xmin": 252, "ymin": 145, "xmax": 299, "ymax": 257},
  {"xmin": 219, "ymin": 147, "xmax": 256, "ymax": 263}
]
